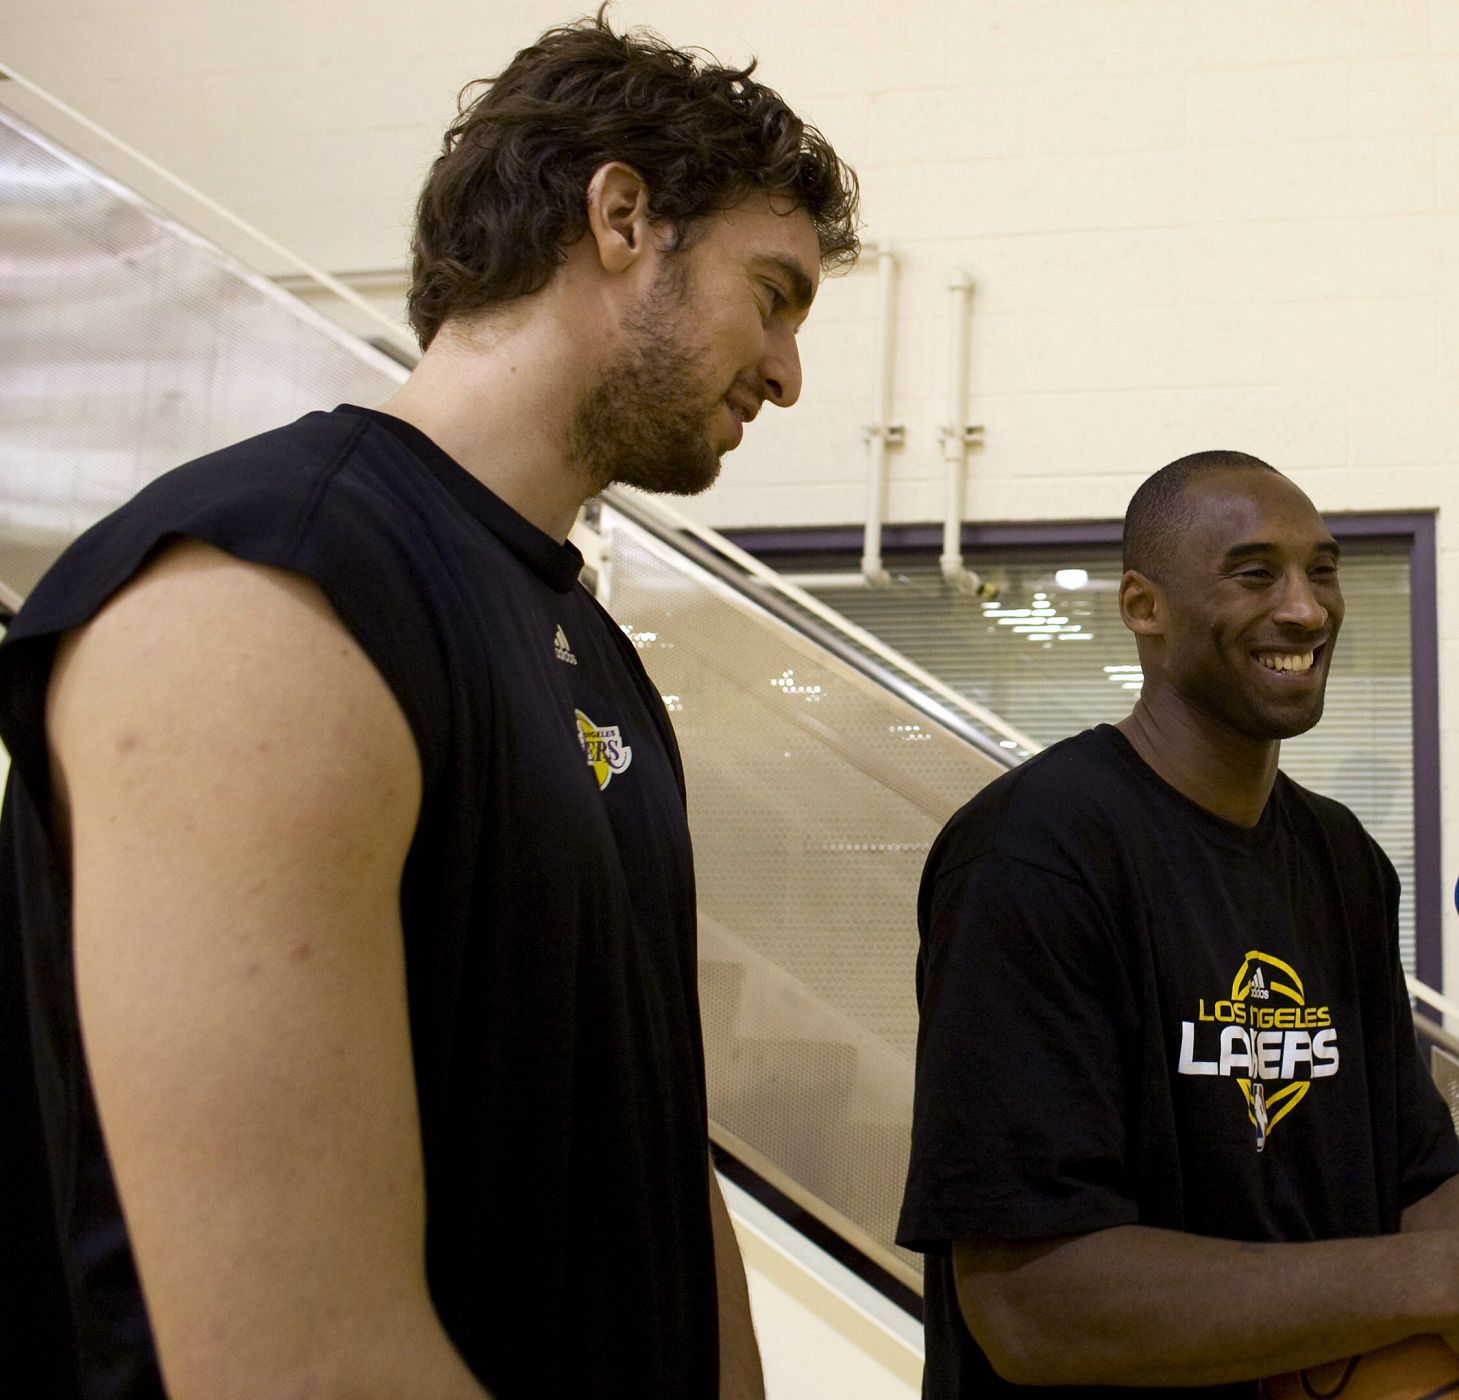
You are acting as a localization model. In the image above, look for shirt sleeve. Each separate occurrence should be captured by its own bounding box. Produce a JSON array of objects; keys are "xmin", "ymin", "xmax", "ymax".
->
[{"xmin": 897, "ymin": 851, "xmax": 1140, "ymax": 1254}]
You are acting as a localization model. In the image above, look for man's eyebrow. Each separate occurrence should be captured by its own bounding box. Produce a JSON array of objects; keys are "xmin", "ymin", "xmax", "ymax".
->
[
  {"xmin": 754, "ymin": 255, "xmax": 816, "ymax": 311},
  {"xmin": 1220, "ymin": 538, "xmax": 1342, "ymax": 565}
]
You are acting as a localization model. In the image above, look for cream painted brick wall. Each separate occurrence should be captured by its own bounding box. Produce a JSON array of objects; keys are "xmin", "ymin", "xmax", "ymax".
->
[{"xmin": 6, "ymin": 0, "xmax": 1459, "ymax": 968}]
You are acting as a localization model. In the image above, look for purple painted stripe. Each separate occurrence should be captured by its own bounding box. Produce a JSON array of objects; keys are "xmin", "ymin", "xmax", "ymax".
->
[
  {"xmin": 1407, "ymin": 514, "xmax": 1442, "ymax": 995},
  {"xmin": 725, "ymin": 512, "xmax": 1434, "ymax": 556}
]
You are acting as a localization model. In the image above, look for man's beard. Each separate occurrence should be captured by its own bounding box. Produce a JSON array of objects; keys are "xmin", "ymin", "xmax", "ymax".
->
[{"xmin": 568, "ymin": 262, "xmax": 725, "ymax": 497}]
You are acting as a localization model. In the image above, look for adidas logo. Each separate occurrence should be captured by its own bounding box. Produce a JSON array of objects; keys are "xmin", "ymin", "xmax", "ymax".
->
[
  {"xmin": 1250, "ymin": 968, "xmax": 1269, "ymax": 1001},
  {"xmin": 554, "ymin": 624, "xmax": 577, "ymax": 665}
]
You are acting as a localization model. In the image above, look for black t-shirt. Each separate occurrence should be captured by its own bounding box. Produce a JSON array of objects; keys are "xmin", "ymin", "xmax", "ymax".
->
[
  {"xmin": 0, "ymin": 406, "xmax": 717, "ymax": 1398},
  {"xmin": 897, "ymin": 725, "xmax": 1459, "ymax": 1399}
]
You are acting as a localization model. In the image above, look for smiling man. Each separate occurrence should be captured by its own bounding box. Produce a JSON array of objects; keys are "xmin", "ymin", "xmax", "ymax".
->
[
  {"xmin": 898, "ymin": 451, "xmax": 1459, "ymax": 1396},
  {"xmin": 0, "ymin": 14, "xmax": 857, "ymax": 1399}
]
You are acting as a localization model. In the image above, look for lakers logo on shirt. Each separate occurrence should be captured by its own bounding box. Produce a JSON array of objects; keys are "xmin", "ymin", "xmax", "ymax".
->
[
  {"xmin": 1176, "ymin": 950, "xmax": 1339, "ymax": 1150},
  {"xmin": 575, "ymin": 709, "xmax": 632, "ymax": 791}
]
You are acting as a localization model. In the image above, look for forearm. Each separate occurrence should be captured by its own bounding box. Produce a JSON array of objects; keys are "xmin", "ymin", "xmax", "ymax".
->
[
  {"xmin": 160, "ymin": 1310, "xmax": 492, "ymax": 1400},
  {"xmin": 709, "ymin": 1164, "xmax": 765, "ymax": 1400},
  {"xmin": 958, "ymin": 1225, "xmax": 1459, "ymax": 1388}
]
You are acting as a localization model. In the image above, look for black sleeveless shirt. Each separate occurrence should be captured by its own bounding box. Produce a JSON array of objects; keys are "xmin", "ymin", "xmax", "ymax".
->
[{"xmin": 0, "ymin": 406, "xmax": 717, "ymax": 1397}]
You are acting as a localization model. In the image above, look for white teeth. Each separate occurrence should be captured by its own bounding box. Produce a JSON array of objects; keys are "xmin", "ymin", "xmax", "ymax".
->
[{"xmin": 1256, "ymin": 651, "xmax": 1314, "ymax": 674}]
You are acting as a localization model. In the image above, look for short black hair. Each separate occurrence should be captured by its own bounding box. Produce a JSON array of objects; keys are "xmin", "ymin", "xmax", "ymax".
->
[
  {"xmin": 408, "ymin": 8, "xmax": 861, "ymax": 348},
  {"xmin": 1123, "ymin": 450, "xmax": 1282, "ymax": 580}
]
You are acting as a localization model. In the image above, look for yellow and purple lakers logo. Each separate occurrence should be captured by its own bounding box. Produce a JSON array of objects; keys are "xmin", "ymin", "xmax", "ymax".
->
[
  {"xmin": 1177, "ymin": 949, "xmax": 1339, "ymax": 1151},
  {"xmin": 575, "ymin": 709, "xmax": 633, "ymax": 791}
]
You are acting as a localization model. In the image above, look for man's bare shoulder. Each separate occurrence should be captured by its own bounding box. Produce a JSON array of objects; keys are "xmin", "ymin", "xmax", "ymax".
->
[{"xmin": 47, "ymin": 538, "xmax": 421, "ymax": 843}]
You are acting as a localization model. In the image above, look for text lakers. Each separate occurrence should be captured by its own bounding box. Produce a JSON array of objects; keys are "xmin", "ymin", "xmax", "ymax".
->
[
  {"xmin": 1177, "ymin": 1009, "xmax": 1339, "ymax": 1080},
  {"xmin": 1177, "ymin": 951, "xmax": 1340, "ymax": 1146}
]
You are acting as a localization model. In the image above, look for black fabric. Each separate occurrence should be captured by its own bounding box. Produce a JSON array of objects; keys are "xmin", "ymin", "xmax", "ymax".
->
[
  {"xmin": 0, "ymin": 405, "xmax": 717, "ymax": 1398},
  {"xmin": 897, "ymin": 724, "xmax": 1459, "ymax": 1399}
]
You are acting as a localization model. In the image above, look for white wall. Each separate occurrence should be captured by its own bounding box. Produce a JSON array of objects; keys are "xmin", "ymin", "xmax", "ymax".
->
[{"xmin": 5, "ymin": 1, "xmax": 1458, "ymax": 962}]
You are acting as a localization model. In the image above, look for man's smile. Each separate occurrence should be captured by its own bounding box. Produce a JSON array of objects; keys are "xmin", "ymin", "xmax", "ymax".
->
[{"xmin": 1250, "ymin": 641, "xmax": 1327, "ymax": 679}]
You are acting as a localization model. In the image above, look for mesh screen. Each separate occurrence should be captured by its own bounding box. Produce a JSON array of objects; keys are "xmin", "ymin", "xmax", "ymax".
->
[
  {"xmin": 602, "ymin": 513, "xmax": 1010, "ymax": 1283},
  {"xmin": 0, "ymin": 106, "xmax": 406, "ymax": 596}
]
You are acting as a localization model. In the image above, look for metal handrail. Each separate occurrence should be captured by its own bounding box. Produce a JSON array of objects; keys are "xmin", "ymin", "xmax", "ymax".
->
[
  {"xmin": 1410, "ymin": 977, "xmax": 1459, "ymax": 1037},
  {"xmin": 600, "ymin": 490, "xmax": 1032, "ymax": 769}
]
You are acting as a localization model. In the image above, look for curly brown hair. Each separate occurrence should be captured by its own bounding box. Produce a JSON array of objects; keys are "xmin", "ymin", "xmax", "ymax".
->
[{"xmin": 406, "ymin": 9, "xmax": 860, "ymax": 348}]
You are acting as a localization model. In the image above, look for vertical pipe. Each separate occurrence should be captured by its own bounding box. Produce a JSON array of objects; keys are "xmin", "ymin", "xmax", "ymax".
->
[
  {"xmin": 940, "ymin": 271, "xmax": 982, "ymax": 594},
  {"xmin": 860, "ymin": 245, "xmax": 897, "ymax": 587}
]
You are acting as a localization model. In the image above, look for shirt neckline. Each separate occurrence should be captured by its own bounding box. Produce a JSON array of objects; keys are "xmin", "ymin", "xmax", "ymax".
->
[
  {"xmin": 338, "ymin": 404, "xmax": 585, "ymax": 594},
  {"xmin": 1094, "ymin": 723, "xmax": 1282, "ymax": 851}
]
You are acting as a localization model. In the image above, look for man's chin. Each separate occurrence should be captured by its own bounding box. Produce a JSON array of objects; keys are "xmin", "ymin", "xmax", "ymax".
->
[
  {"xmin": 1248, "ymin": 699, "xmax": 1326, "ymax": 743},
  {"xmin": 614, "ymin": 455, "xmax": 722, "ymax": 498}
]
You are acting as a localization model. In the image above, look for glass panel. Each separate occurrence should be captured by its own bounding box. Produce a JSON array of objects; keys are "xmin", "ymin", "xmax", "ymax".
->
[
  {"xmin": 0, "ymin": 106, "xmax": 406, "ymax": 596},
  {"xmin": 602, "ymin": 511, "xmax": 1011, "ymax": 1284}
]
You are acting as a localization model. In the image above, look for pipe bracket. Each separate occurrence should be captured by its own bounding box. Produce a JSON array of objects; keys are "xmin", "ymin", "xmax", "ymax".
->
[
  {"xmin": 862, "ymin": 424, "xmax": 907, "ymax": 445},
  {"xmin": 938, "ymin": 424, "xmax": 985, "ymax": 447}
]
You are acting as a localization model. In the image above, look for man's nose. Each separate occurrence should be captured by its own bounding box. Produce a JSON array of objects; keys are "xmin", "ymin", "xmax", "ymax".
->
[
  {"xmin": 761, "ymin": 329, "xmax": 803, "ymax": 408},
  {"xmin": 1272, "ymin": 572, "xmax": 1329, "ymax": 631}
]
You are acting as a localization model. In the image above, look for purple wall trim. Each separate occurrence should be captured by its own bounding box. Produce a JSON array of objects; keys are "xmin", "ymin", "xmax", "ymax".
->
[
  {"xmin": 1406, "ymin": 514, "xmax": 1442, "ymax": 995},
  {"xmin": 725, "ymin": 512, "xmax": 1430, "ymax": 558},
  {"xmin": 726, "ymin": 512, "xmax": 1443, "ymax": 991},
  {"xmin": 727, "ymin": 520, "xmax": 1123, "ymax": 554}
]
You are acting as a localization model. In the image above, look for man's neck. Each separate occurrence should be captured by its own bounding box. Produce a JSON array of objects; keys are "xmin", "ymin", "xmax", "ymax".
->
[
  {"xmin": 1115, "ymin": 698, "xmax": 1279, "ymax": 829},
  {"xmin": 375, "ymin": 314, "xmax": 595, "ymax": 542}
]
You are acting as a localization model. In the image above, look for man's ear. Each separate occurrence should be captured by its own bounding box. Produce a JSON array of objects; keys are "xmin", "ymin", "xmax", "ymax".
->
[
  {"xmin": 1118, "ymin": 569, "xmax": 1164, "ymax": 638},
  {"xmin": 584, "ymin": 162, "xmax": 653, "ymax": 274}
]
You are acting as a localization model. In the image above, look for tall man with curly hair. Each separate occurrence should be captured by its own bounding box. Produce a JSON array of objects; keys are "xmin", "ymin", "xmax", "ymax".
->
[{"xmin": 0, "ymin": 13, "xmax": 859, "ymax": 1398}]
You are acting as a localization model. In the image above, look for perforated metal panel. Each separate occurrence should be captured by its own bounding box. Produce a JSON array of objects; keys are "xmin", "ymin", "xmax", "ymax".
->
[
  {"xmin": 601, "ymin": 514, "xmax": 1010, "ymax": 1284},
  {"xmin": 0, "ymin": 105, "xmax": 406, "ymax": 596}
]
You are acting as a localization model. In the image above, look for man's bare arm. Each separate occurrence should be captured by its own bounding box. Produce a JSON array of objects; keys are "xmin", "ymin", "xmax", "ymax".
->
[
  {"xmin": 50, "ymin": 541, "xmax": 489, "ymax": 1400},
  {"xmin": 709, "ymin": 1163, "xmax": 765, "ymax": 1400},
  {"xmin": 955, "ymin": 1225, "xmax": 1459, "ymax": 1388}
]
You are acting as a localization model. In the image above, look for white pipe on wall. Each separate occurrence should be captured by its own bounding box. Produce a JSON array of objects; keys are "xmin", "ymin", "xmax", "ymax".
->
[
  {"xmin": 780, "ymin": 242, "xmax": 903, "ymax": 592},
  {"xmin": 859, "ymin": 244, "xmax": 902, "ymax": 588},
  {"xmin": 938, "ymin": 271, "xmax": 985, "ymax": 595}
]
